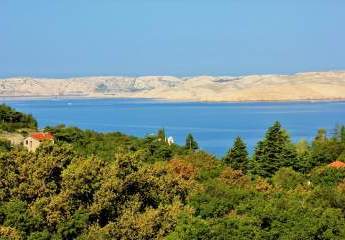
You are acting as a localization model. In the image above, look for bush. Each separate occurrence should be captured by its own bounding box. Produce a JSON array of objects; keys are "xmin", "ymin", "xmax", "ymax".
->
[
  {"xmin": 310, "ymin": 166, "xmax": 345, "ymax": 187},
  {"xmin": 272, "ymin": 167, "xmax": 305, "ymax": 190}
]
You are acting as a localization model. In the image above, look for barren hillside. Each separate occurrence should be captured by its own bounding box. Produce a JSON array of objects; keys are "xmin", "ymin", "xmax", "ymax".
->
[{"xmin": 1, "ymin": 71, "xmax": 345, "ymax": 102}]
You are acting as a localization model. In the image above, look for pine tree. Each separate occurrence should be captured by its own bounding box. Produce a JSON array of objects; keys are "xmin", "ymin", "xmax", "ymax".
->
[
  {"xmin": 185, "ymin": 133, "xmax": 199, "ymax": 150},
  {"xmin": 252, "ymin": 121, "xmax": 297, "ymax": 178},
  {"xmin": 223, "ymin": 136, "xmax": 249, "ymax": 173}
]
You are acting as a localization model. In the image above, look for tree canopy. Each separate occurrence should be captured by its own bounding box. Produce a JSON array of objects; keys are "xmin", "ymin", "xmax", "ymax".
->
[
  {"xmin": 0, "ymin": 104, "xmax": 37, "ymax": 132},
  {"xmin": 1, "ymin": 107, "xmax": 345, "ymax": 239}
]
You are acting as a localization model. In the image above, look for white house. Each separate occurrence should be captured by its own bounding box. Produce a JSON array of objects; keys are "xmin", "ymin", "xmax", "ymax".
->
[{"xmin": 167, "ymin": 136, "xmax": 174, "ymax": 146}]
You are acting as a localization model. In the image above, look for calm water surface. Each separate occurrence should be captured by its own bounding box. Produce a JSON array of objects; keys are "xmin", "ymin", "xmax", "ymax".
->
[{"xmin": 3, "ymin": 99, "xmax": 345, "ymax": 156}]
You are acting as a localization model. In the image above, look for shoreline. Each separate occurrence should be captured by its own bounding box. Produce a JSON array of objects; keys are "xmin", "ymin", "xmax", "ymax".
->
[{"xmin": 1, "ymin": 95, "xmax": 345, "ymax": 104}]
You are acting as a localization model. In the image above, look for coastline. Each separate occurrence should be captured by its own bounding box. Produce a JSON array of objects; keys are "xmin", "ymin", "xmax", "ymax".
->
[{"xmin": 1, "ymin": 95, "xmax": 345, "ymax": 104}]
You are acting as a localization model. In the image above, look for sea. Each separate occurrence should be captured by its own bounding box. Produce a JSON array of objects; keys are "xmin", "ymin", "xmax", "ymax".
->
[{"xmin": 2, "ymin": 98, "xmax": 345, "ymax": 156}]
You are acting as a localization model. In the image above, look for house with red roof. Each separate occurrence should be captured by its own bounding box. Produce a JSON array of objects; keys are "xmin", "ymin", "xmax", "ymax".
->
[{"xmin": 23, "ymin": 132, "xmax": 54, "ymax": 152}]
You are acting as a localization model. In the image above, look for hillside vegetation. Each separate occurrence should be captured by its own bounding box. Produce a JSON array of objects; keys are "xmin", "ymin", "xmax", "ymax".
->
[
  {"xmin": 1, "ymin": 106, "xmax": 345, "ymax": 239},
  {"xmin": 0, "ymin": 104, "xmax": 37, "ymax": 132}
]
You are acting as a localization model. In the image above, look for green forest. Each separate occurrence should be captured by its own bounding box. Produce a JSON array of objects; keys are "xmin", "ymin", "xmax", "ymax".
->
[{"xmin": 1, "ymin": 105, "xmax": 345, "ymax": 239}]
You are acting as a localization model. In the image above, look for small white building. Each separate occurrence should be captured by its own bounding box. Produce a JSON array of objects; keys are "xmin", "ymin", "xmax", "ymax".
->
[
  {"xmin": 23, "ymin": 132, "xmax": 54, "ymax": 152},
  {"xmin": 167, "ymin": 136, "xmax": 174, "ymax": 146}
]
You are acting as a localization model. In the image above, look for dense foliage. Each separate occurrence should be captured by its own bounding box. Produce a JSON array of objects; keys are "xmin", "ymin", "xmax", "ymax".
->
[
  {"xmin": 43, "ymin": 125, "xmax": 188, "ymax": 163},
  {"xmin": 0, "ymin": 105, "xmax": 37, "ymax": 132},
  {"xmin": 1, "ymin": 106, "xmax": 345, "ymax": 239}
]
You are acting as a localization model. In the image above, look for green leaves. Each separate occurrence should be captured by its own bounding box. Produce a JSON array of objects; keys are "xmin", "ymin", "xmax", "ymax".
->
[
  {"xmin": 0, "ymin": 199, "xmax": 45, "ymax": 238},
  {"xmin": 272, "ymin": 167, "xmax": 305, "ymax": 190},
  {"xmin": 310, "ymin": 166, "xmax": 345, "ymax": 187}
]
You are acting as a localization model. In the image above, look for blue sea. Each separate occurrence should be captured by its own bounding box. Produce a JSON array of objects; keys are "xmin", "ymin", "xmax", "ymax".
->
[{"xmin": 3, "ymin": 99, "xmax": 345, "ymax": 156}]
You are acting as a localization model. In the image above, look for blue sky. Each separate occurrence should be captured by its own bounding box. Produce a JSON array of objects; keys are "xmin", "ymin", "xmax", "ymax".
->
[{"xmin": 1, "ymin": 0, "xmax": 344, "ymax": 77}]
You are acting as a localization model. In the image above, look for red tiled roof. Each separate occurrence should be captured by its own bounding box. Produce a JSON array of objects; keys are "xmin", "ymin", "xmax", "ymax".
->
[
  {"xmin": 328, "ymin": 161, "xmax": 345, "ymax": 168},
  {"xmin": 31, "ymin": 132, "xmax": 54, "ymax": 141}
]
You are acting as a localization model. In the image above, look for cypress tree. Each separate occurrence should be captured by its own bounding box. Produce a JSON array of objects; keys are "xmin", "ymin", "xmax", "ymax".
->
[
  {"xmin": 223, "ymin": 136, "xmax": 249, "ymax": 173},
  {"xmin": 252, "ymin": 121, "xmax": 297, "ymax": 178},
  {"xmin": 185, "ymin": 133, "xmax": 199, "ymax": 150},
  {"xmin": 157, "ymin": 128, "xmax": 166, "ymax": 142}
]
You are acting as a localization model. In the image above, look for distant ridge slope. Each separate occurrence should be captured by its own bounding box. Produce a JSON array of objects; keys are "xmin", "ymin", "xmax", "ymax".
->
[{"xmin": 1, "ymin": 71, "xmax": 345, "ymax": 102}]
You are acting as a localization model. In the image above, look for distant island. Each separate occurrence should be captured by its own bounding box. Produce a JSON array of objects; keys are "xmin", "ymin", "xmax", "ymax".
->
[{"xmin": 1, "ymin": 71, "xmax": 345, "ymax": 102}]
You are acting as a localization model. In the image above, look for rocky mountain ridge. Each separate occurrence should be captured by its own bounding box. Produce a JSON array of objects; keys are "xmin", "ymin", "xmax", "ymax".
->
[{"xmin": 1, "ymin": 71, "xmax": 345, "ymax": 102}]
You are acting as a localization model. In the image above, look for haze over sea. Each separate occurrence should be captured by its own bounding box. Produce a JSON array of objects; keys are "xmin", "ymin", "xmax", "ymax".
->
[{"xmin": 3, "ymin": 99, "xmax": 345, "ymax": 156}]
